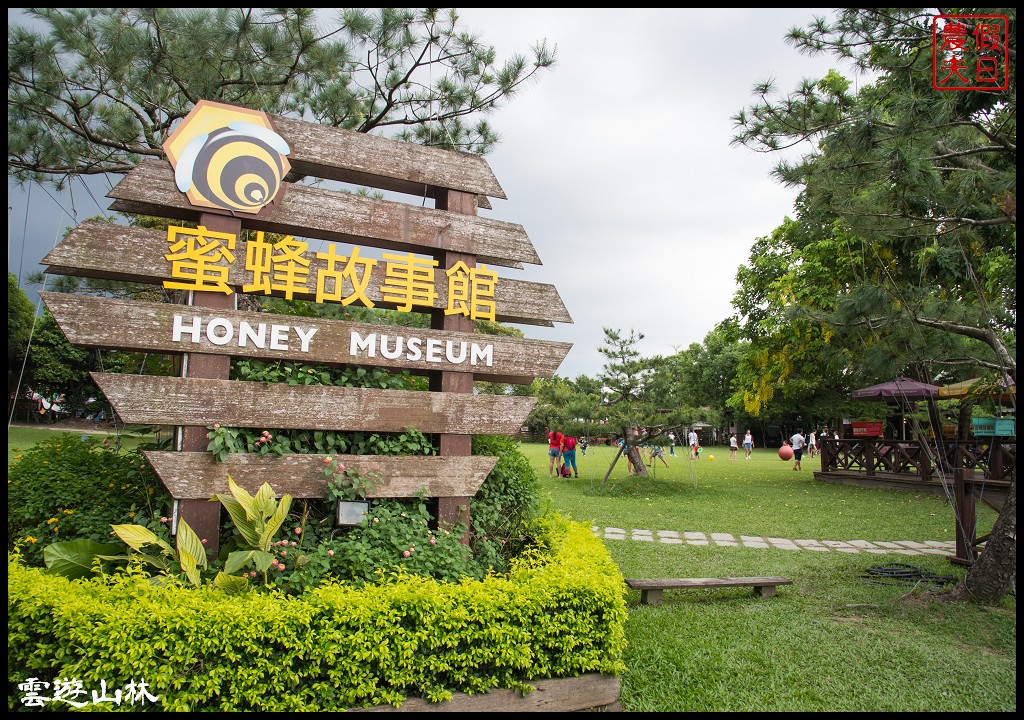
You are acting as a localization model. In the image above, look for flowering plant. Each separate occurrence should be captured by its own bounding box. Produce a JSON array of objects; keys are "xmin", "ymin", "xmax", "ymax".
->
[{"xmin": 322, "ymin": 457, "xmax": 381, "ymax": 502}]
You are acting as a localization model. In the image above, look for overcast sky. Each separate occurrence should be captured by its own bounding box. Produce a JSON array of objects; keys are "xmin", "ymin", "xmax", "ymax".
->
[{"xmin": 7, "ymin": 8, "xmax": 866, "ymax": 380}]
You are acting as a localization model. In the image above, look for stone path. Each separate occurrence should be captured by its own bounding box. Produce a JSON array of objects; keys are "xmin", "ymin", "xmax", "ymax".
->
[{"xmin": 592, "ymin": 528, "xmax": 956, "ymax": 556}]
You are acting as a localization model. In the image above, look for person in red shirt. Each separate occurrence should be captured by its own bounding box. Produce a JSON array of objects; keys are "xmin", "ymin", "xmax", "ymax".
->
[
  {"xmin": 547, "ymin": 427, "xmax": 564, "ymax": 478},
  {"xmin": 562, "ymin": 435, "xmax": 578, "ymax": 478}
]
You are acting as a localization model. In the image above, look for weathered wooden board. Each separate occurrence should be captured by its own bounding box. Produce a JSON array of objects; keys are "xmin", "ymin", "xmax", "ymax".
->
[
  {"xmin": 107, "ymin": 160, "xmax": 536, "ymax": 268},
  {"xmin": 42, "ymin": 222, "xmax": 572, "ymax": 326},
  {"xmin": 350, "ymin": 673, "xmax": 621, "ymax": 712},
  {"xmin": 270, "ymin": 114, "xmax": 506, "ymax": 201},
  {"xmin": 92, "ymin": 373, "xmax": 537, "ymax": 434},
  {"xmin": 44, "ymin": 293, "xmax": 570, "ymax": 384},
  {"xmin": 144, "ymin": 452, "xmax": 497, "ymax": 500}
]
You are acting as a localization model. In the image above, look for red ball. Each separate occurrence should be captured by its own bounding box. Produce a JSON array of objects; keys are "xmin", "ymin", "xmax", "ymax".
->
[{"xmin": 778, "ymin": 445, "xmax": 794, "ymax": 461}]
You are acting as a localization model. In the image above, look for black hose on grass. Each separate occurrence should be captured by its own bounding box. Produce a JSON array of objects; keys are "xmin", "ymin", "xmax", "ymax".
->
[{"xmin": 860, "ymin": 563, "xmax": 957, "ymax": 589}]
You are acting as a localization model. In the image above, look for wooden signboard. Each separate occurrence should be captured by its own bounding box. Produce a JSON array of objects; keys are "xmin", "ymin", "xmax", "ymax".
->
[
  {"xmin": 42, "ymin": 99, "xmax": 571, "ymax": 552},
  {"xmin": 43, "ymin": 224, "xmax": 571, "ymax": 327}
]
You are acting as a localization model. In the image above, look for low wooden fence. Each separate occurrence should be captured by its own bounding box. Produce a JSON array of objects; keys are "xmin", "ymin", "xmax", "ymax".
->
[{"xmin": 818, "ymin": 438, "xmax": 1015, "ymax": 484}]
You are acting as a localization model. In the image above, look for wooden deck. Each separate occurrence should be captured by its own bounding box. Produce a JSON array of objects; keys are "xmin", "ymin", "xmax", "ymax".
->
[
  {"xmin": 816, "ymin": 438, "xmax": 1015, "ymax": 564},
  {"xmin": 813, "ymin": 469, "xmax": 1009, "ymax": 507}
]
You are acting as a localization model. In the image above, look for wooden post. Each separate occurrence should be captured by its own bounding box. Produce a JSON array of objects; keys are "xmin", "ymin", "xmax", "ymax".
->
[
  {"xmin": 174, "ymin": 212, "xmax": 239, "ymax": 558},
  {"xmin": 953, "ymin": 467, "xmax": 977, "ymax": 564},
  {"xmin": 820, "ymin": 438, "xmax": 832, "ymax": 471},
  {"xmin": 864, "ymin": 441, "xmax": 875, "ymax": 477},
  {"xmin": 989, "ymin": 440, "xmax": 1004, "ymax": 480},
  {"xmin": 431, "ymin": 189, "xmax": 476, "ymax": 540},
  {"xmin": 919, "ymin": 442, "xmax": 932, "ymax": 481}
]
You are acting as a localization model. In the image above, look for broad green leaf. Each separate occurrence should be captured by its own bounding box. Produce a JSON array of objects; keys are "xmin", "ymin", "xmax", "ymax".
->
[
  {"xmin": 176, "ymin": 518, "xmax": 208, "ymax": 573},
  {"xmin": 215, "ymin": 494, "xmax": 261, "ymax": 548},
  {"xmin": 253, "ymin": 482, "xmax": 277, "ymax": 518},
  {"xmin": 213, "ymin": 571, "xmax": 249, "ymax": 594},
  {"xmin": 252, "ymin": 550, "xmax": 275, "ymax": 573},
  {"xmin": 44, "ymin": 540, "xmax": 122, "ymax": 579},
  {"xmin": 178, "ymin": 547, "xmax": 201, "ymax": 587},
  {"xmin": 258, "ymin": 494, "xmax": 293, "ymax": 550},
  {"xmin": 226, "ymin": 475, "xmax": 258, "ymax": 520},
  {"xmin": 225, "ymin": 550, "xmax": 259, "ymax": 575},
  {"xmin": 111, "ymin": 523, "xmax": 163, "ymax": 552}
]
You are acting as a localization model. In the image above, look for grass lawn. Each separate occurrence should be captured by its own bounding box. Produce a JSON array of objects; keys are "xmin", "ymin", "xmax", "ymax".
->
[
  {"xmin": 6, "ymin": 431, "xmax": 1014, "ymax": 711},
  {"xmin": 7, "ymin": 423, "xmax": 161, "ymax": 465},
  {"xmin": 521, "ymin": 441, "xmax": 1014, "ymax": 712}
]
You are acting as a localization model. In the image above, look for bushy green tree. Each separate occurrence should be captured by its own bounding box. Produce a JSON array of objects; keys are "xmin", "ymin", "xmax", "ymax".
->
[
  {"xmin": 8, "ymin": 273, "xmax": 35, "ymax": 384},
  {"xmin": 732, "ymin": 8, "xmax": 1016, "ymax": 604},
  {"xmin": 8, "ymin": 7, "xmax": 556, "ymax": 184},
  {"xmin": 595, "ymin": 328, "xmax": 665, "ymax": 480}
]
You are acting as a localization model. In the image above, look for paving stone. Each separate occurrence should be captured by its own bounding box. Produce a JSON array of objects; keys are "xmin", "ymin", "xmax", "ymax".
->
[
  {"xmin": 834, "ymin": 547, "xmax": 861, "ymax": 553},
  {"xmin": 687, "ymin": 539, "xmax": 710, "ymax": 546},
  {"xmin": 684, "ymin": 531, "xmax": 707, "ymax": 540},
  {"xmin": 711, "ymin": 533, "xmax": 736, "ymax": 542},
  {"xmin": 659, "ymin": 537, "xmax": 684, "ymax": 544},
  {"xmin": 715, "ymin": 540, "xmax": 739, "ymax": 547},
  {"xmin": 822, "ymin": 540, "xmax": 853, "ymax": 548},
  {"xmin": 657, "ymin": 530, "xmax": 681, "ymax": 538},
  {"xmin": 795, "ymin": 539, "xmax": 824, "ymax": 547},
  {"xmin": 801, "ymin": 545, "xmax": 831, "ymax": 552},
  {"xmin": 872, "ymin": 541, "xmax": 902, "ymax": 548},
  {"xmin": 766, "ymin": 537, "xmax": 793, "ymax": 544},
  {"xmin": 605, "ymin": 527, "xmax": 626, "ymax": 534},
  {"xmin": 847, "ymin": 540, "xmax": 879, "ymax": 548},
  {"xmin": 742, "ymin": 541, "xmax": 769, "ymax": 548},
  {"xmin": 893, "ymin": 541, "xmax": 929, "ymax": 549},
  {"xmin": 740, "ymin": 535, "xmax": 765, "ymax": 543}
]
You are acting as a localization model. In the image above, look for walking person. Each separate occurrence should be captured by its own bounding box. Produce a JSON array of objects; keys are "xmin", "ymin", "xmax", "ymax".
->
[
  {"xmin": 546, "ymin": 427, "xmax": 564, "ymax": 478},
  {"xmin": 729, "ymin": 433, "xmax": 739, "ymax": 461},
  {"xmin": 743, "ymin": 429, "xmax": 754, "ymax": 460},
  {"xmin": 561, "ymin": 434, "xmax": 579, "ymax": 478},
  {"xmin": 668, "ymin": 431, "xmax": 676, "ymax": 456},
  {"xmin": 808, "ymin": 430, "xmax": 818, "ymax": 458},
  {"xmin": 688, "ymin": 428, "xmax": 699, "ymax": 459},
  {"xmin": 790, "ymin": 428, "xmax": 806, "ymax": 471},
  {"xmin": 649, "ymin": 444, "xmax": 670, "ymax": 468}
]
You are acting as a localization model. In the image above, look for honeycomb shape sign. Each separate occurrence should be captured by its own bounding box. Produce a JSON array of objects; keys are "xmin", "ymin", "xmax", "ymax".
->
[{"xmin": 162, "ymin": 100, "xmax": 291, "ymax": 215}]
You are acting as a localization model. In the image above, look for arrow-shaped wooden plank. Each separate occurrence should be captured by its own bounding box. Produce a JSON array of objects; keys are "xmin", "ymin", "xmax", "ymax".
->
[
  {"xmin": 144, "ymin": 451, "xmax": 498, "ymax": 500},
  {"xmin": 107, "ymin": 159, "xmax": 536, "ymax": 267},
  {"xmin": 270, "ymin": 114, "xmax": 506, "ymax": 200},
  {"xmin": 93, "ymin": 373, "xmax": 536, "ymax": 434},
  {"xmin": 44, "ymin": 293, "xmax": 570, "ymax": 384},
  {"xmin": 42, "ymin": 221, "xmax": 572, "ymax": 326}
]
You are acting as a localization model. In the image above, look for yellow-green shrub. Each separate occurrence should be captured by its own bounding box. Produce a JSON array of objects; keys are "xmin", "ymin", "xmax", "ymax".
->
[{"xmin": 8, "ymin": 516, "xmax": 626, "ymax": 711}]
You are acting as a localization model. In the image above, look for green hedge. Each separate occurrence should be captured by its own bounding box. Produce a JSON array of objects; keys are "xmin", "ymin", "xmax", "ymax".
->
[{"xmin": 8, "ymin": 516, "xmax": 627, "ymax": 711}]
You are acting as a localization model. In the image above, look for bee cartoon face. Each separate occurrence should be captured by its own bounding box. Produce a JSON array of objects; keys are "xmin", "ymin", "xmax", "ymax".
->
[{"xmin": 163, "ymin": 101, "xmax": 292, "ymax": 215}]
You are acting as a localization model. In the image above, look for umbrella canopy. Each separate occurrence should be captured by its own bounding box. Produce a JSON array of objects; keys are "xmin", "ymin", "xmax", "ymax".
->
[
  {"xmin": 938, "ymin": 376, "xmax": 1016, "ymax": 402},
  {"xmin": 851, "ymin": 377, "xmax": 939, "ymax": 401}
]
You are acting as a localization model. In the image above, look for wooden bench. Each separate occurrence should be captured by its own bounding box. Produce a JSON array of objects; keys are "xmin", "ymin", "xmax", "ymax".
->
[{"xmin": 625, "ymin": 577, "xmax": 793, "ymax": 606}]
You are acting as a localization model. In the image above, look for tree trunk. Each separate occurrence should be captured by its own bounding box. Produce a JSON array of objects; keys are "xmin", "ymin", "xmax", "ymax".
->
[
  {"xmin": 626, "ymin": 443, "xmax": 648, "ymax": 477},
  {"xmin": 935, "ymin": 475, "xmax": 1016, "ymax": 605},
  {"xmin": 601, "ymin": 446, "xmax": 624, "ymax": 486}
]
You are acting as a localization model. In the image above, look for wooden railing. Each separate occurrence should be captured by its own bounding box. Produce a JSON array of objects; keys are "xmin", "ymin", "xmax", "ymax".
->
[{"xmin": 819, "ymin": 438, "xmax": 1015, "ymax": 482}]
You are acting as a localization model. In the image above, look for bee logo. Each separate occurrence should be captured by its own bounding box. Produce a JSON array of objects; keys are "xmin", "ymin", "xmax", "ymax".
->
[{"xmin": 163, "ymin": 101, "xmax": 291, "ymax": 215}]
